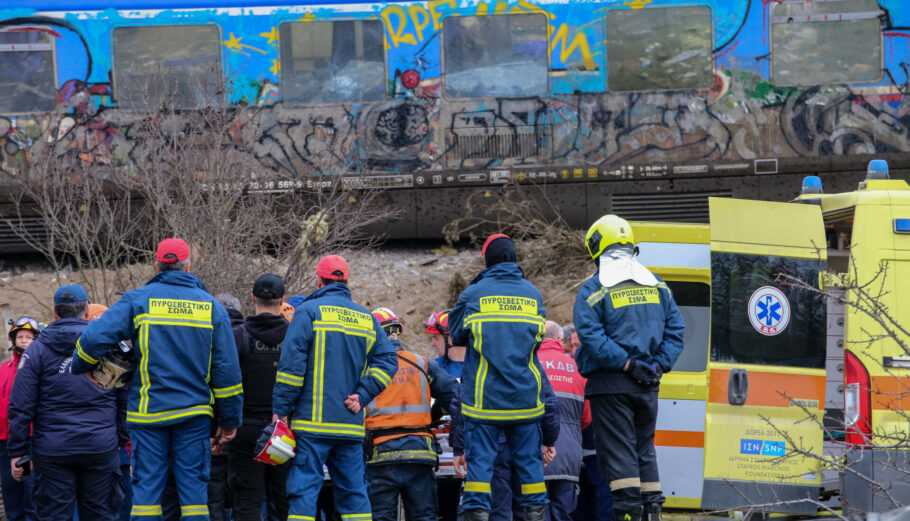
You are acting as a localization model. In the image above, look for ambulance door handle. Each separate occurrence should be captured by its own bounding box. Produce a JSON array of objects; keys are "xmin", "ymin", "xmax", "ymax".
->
[{"xmin": 728, "ymin": 369, "xmax": 749, "ymax": 406}]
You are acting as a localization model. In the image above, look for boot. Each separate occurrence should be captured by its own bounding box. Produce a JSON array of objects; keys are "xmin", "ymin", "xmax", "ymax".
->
[
  {"xmin": 523, "ymin": 505, "xmax": 546, "ymax": 521},
  {"xmin": 612, "ymin": 506, "xmax": 644, "ymax": 521},
  {"xmin": 642, "ymin": 504, "xmax": 661, "ymax": 521},
  {"xmin": 464, "ymin": 509, "xmax": 490, "ymax": 521}
]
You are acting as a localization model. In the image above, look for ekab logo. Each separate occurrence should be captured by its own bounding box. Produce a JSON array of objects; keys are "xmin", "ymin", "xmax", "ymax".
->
[{"xmin": 740, "ymin": 439, "xmax": 786, "ymax": 457}]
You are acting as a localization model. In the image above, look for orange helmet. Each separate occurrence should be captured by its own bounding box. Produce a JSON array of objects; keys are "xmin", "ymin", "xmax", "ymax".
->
[
  {"xmin": 372, "ymin": 308, "xmax": 403, "ymax": 336},
  {"xmin": 280, "ymin": 303, "xmax": 295, "ymax": 323},
  {"xmin": 87, "ymin": 304, "xmax": 108, "ymax": 322},
  {"xmin": 424, "ymin": 310, "xmax": 450, "ymax": 335}
]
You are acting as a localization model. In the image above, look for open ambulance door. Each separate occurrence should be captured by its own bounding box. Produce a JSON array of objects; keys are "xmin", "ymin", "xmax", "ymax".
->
[
  {"xmin": 701, "ymin": 198, "xmax": 827, "ymax": 514},
  {"xmin": 633, "ymin": 222, "xmax": 711, "ymax": 510}
]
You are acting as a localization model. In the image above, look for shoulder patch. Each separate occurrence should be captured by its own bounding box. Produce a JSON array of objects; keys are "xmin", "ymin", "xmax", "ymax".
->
[{"xmin": 17, "ymin": 354, "xmax": 28, "ymax": 370}]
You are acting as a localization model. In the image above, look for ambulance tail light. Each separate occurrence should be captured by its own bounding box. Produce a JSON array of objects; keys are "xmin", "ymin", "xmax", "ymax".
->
[{"xmin": 844, "ymin": 350, "xmax": 872, "ymax": 446}]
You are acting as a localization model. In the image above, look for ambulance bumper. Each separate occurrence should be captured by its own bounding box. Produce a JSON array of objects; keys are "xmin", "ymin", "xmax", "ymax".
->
[{"xmin": 841, "ymin": 447, "xmax": 910, "ymax": 515}]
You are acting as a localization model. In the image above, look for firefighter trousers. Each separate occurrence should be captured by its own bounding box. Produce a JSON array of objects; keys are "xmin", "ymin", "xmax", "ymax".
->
[
  {"xmin": 462, "ymin": 420, "xmax": 546, "ymax": 512},
  {"xmin": 130, "ymin": 416, "xmax": 212, "ymax": 521},
  {"xmin": 287, "ymin": 435, "xmax": 371, "ymax": 520},
  {"xmin": 589, "ymin": 392, "xmax": 663, "ymax": 514}
]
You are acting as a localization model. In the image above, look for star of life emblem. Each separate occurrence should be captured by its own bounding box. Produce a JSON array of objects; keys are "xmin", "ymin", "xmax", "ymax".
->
[{"xmin": 748, "ymin": 286, "xmax": 790, "ymax": 336}]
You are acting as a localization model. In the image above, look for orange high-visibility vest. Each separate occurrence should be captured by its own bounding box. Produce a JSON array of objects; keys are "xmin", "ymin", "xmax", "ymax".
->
[{"xmin": 365, "ymin": 350, "xmax": 432, "ymax": 445}]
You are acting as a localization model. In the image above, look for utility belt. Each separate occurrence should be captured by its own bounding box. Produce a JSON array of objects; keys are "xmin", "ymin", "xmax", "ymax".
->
[{"xmin": 364, "ymin": 426, "xmax": 440, "ymax": 467}]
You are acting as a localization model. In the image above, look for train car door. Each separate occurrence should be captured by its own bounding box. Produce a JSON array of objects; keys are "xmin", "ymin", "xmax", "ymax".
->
[
  {"xmin": 633, "ymin": 222, "xmax": 711, "ymax": 510},
  {"xmin": 701, "ymin": 198, "xmax": 828, "ymax": 514}
]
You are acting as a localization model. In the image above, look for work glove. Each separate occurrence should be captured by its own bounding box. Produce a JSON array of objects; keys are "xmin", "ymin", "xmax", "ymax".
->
[
  {"xmin": 627, "ymin": 359, "xmax": 653, "ymax": 385},
  {"xmin": 646, "ymin": 361, "xmax": 664, "ymax": 386}
]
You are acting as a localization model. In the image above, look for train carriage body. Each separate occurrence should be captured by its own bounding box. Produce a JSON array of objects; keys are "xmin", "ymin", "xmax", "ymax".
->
[{"xmin": 1, "ymin": 0, "xmax": 910, "ymax": 243}]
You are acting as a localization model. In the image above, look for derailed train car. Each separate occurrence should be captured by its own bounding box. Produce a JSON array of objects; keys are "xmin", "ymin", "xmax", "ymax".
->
[{"xmin": 1, "ymin": 0, "xmax": 910, "ymax": 248}]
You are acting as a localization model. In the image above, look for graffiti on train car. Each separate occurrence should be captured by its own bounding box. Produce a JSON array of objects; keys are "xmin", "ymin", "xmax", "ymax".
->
[{"xmin": 1, "ymin": 0, "xmax": 910, "ymax": 178}]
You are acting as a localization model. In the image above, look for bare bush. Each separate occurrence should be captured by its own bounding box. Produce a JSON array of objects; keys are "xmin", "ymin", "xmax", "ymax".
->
[{"xmin": 3, "ymin": 77, "xmax": 395, "ymax": 312}]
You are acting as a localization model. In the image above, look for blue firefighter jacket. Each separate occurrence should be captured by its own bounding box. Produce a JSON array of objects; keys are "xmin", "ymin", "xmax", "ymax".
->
[
  {"xmin": 449, "ymin": 262, "xmax": 548, "ymax": 423},
  {"xmin": 272, "ymin": 282, "xmax": 399, "ymax": 440},
  {"xmin": 573, "ymin": 273, "xmax": 685, "ymax": 395},
  {"xmin": 72, "ymin": 270, "xmax": 243, "ymax": 428},
  {"xmin": 9, "ymin": 318, "xmax": 128, "ymax": 457}
]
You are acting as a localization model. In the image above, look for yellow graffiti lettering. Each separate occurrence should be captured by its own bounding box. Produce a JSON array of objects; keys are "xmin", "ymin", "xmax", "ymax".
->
[
  {"xmin": 549, "ymin": 23, "xmax": 596, "ymax": 71},
  {"xmin": 381, "ymin": 5, "xmax": 417, "ymax": 47},
  {"xmin": 428, "ymin": 0, "xmax": 457, "ymax": 30},
  {"xmin": 408, "ymin": 4, "xmax": 432, "ymax": 42},
  {"xmin": 515, "ymin": 0, "xmax": 555, "ymax": 18}
]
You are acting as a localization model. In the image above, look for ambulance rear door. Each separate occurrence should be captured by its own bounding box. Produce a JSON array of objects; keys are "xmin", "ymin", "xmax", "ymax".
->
[
  {"xmin": 702, "ymin": 198, "xmax": 827, "ymax": 514},
  {"xmin": 633, "ymin": 222, "xmax": 711, "ymax": 510}
]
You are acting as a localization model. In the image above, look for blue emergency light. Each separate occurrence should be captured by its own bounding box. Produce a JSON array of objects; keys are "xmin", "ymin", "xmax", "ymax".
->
[
  {"xmin": 801, "ymin": 176, "xmax": 823, "ymax": 195},
  {"xmin": 867, "ymin": 159, "xmax": 890, "ymax": 180},
  {"xmin": 895, "ymin": 219, "xmax": 910, "ymax": 234}
]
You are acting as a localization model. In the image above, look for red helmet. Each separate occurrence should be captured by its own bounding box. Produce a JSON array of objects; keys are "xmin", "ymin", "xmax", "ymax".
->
[
  {"xmin": 254, "ymin": 420, "xmax": 296, "ymax": 465},
  {"xmin": 424, "ymin": 310, "xmax": 450, "ymax": 335},
  {"xmin": 372, "ymin": 308, "xmax": 403, "ymax": 336},
  {"xmin": 8, "ymin": 316, "xmax": 40, "ymax": 344}
]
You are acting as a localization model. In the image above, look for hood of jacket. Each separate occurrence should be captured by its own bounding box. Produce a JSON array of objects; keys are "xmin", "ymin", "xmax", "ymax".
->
[
  {"xmin": 538, "ymin": 338, "xmax": 565, "ymax": 356},
  {"xmin": 147, "ymin": 270, "xmax": 209, "ymax": 292},
  {"xmin": 40, "ymin": 318, "xmax": 89, "ymax": 356},
  {"xmin": 308, "ymin": 281, "xmax": 352, "ymax": 301},
  {"xmin": 469, "ymin": 262, "xmax": 525, "ymax": 285},
  {"xmin": 243, "ymin": 313, "xmax": 289, "ymax": 345}
]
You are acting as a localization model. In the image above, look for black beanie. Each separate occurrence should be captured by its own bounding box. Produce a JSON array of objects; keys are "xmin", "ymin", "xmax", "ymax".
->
[{"xmin": 485, "ymin": 237, "xmax": 517, "ymax": 268}]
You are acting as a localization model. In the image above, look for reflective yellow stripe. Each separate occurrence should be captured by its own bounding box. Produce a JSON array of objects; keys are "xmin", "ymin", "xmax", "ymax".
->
[
  {"xmin": 312, "ymin": 330, "xmax": 326, "ymax": 422},
  {"xmin": 521, "ymin": 482, "xmax": 546, "ymax": 495},
  {"xmin": 462, "ymin": 403, "xmax": 545, "ymax": 421},
  {"xmin": 276, "ymin": 374, "xmax": 304, "ymax": 387},
  {"xmin": 139, "ymin": 322, "xmax": 150, "ymax": 413},
  {"xmin": 74, "ymin": 339, "xmax": 99, "ymax": 364},
  {"xmin": 131, "ymin": 505, "xmax": 163, "ymax": 516},
  {"xmin": 473, "ymin": 322, "xmax": 485, "ymax": 409},
  {"xmin": 610, "ymin": 477, "xmax": 641, "ymax": 491},
  {"xmin": 133, "ymin": 314, "xmax": 213, "ymax": 329},
  {"xmin": 586, "ymin": 287, "xmax": 609, "ymax": 306},
  {"xmin": 341, "ymin": 515, "xmax": 372, "ymax": 520},
  {"xmin": 464, "ymin": 312, "xmax": 546, "ymax": 327},
  {"xmin": 528, "ymin": 321, "xmax": 544, "ymax": 408},
  {"xmin": 290, "ymin": 419, "xmax": 365, "ymax": 437},
  {"xmin": 464, "ymin": 481, "xmax": 491, "ymax": 493},
  {"xmin": 181, "ymin": 504, "xmax": 209, "ymax": 516},
  {"xmin": 127, "ymin": 405, "xmax": 213, "ymax": 424},
  {"xmin": 212, "ymin": 383, "xmax": 242, "ymax": 399},
  {"xmin": 368, "ymin": 367, "xmax": 391, "ymax": 387},
  {"xmin": 641, "ymin": 481, "xmax": 661, "ymax": 492},
  {"xmin": 288, "ymin": 516, "xmax": 315, "ymax": 521},
  {"xmin": 277, "ymin": 371, "xmax": 303, "ymax": 384}
]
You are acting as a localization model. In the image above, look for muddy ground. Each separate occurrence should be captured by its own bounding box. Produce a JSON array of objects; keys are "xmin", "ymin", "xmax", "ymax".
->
[{"xmin": 0, "ymin": 244, "xmax": 586, "ymax": 360}]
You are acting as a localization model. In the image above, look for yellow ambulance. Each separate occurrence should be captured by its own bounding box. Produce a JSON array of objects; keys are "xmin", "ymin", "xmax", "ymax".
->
[{"xmin": 632, "ymin": 159, "xmax": 910, "ymax": 514}]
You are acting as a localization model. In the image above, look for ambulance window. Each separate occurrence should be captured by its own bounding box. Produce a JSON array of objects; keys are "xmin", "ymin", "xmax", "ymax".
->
[
  {"xmin": 710, "ymin": 252, "xmax": 826, "ymax": 368},
  {"xmin": 666, "ymin": 281, "xmax": 709, "ymax": 373},
  {"xmin": 113, "ymin": 25, "xmax": 222, "ymax": 110}
]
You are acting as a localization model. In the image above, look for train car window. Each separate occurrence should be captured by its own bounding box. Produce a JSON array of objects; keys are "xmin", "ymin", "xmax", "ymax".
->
[
  {"xmin": 771, "ymin": 0, "xmax": 882, "ymax": 86},
  {"xmin": 0, "ymin": 29, "xmax": 56, "ymax": 114},
  {"xmin": 279, "ymin": 21, "xmax": 386, "ymax": 104},
  {"xmin": 606, "ymin": 6, "xmax": 712, "ymax": 92},
  {"xmin": 666, "ymin": 281, "xmax": 709, "ymax": 373},
  {"xmin": 443, "ymin": 14, "xmax": 548, "ymax": 99},
  {"xmin": 112, "ymin": 25, "xmax": 222, "ymax": 110}
]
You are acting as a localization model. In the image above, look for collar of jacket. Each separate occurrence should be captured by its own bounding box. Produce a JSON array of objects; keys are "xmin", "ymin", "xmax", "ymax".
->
[
  {"xmin": 538, "ymin": 338, "xmax": 564, "ymax": 355},
  {"xmin": 40, "ymin": 318, "xmax": 89, "ymax": 354},
  {"xmin": 470, "ymin": 261, "xmax": 525, "ymax": 284},
  {"xmin": 308, "ymin": 281, "xmax": 351, "ymax": 300},
  {"xmin": 147, "ymin": 269, "xmax": 209, "ymax": 291}
]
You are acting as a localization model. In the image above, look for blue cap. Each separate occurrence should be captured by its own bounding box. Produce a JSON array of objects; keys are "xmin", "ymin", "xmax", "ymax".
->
[
  {"xmin": 867, "ymin": 159, "xmax": 890, "ymax": 180},
  {"xmin": 54, "ymin": 284, "xmax": 88, "ymax": 304},
  {"xmin": 287, "ymin": 295, "xmax": 306, "ymax": 309},
  {"xmin": 801, "ymin": 176, "xmax": 823, "ymax": 195}
]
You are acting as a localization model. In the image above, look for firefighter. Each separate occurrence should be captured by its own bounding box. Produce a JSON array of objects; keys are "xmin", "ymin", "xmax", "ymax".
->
[
  {"xmin": 272, "ymin": 254, "xmax": 398, "ymax": 521},
  {"xmin": 424, "ymin": 310, "xmax": 465, "ymax": 379},
  {"xmin": 365, "ymin": 307, "xmax": 461, "ymax": 521},
  {"xmin": 73, "ymin": 238, "xmax": 243, "ymax": 521},
  {"xmin": 573, "ymin": 215, "xmax": 684, "ymax": 521},
  {"xmin": 449, "ymin": 233, "xmax": 555, "ymax": 521}
]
